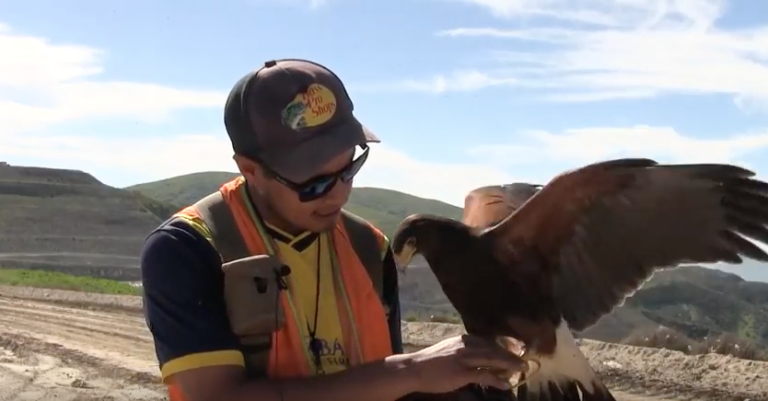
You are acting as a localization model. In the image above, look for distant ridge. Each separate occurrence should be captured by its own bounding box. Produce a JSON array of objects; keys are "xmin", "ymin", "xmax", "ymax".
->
[
  {"xmin": 0, "ymin": 163, "xmax": 170, "ymax": 281},
  {"xmin": 0, "ymin": 162, "xmax": 103, "ymax": 186}
]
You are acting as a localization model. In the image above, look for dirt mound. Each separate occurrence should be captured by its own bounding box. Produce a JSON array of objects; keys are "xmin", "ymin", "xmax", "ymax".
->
[{"xmin": 0, "ymin": 164, "xmax": 165, "ymax": 280}]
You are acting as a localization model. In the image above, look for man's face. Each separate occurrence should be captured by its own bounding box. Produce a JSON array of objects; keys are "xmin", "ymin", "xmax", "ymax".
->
[{"xmin": 252, "ymin": 148, "xmax": 356, "ymax": 233}]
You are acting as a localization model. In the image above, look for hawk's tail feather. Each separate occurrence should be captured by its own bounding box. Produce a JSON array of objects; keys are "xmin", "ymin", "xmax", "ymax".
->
[{"xmin": 511, "ymin": 320, "xmax": 617, "ymax": 401}]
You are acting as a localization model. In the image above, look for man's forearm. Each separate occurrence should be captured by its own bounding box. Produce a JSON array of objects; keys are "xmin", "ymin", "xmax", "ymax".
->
[{"xmin": 226, "ymin": 354, "xmax": 420, "ymax": 401}]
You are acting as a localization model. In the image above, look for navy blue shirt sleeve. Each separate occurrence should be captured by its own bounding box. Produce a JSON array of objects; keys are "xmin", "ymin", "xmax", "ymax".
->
[
  {"xmin": 140, "ymin": 219, "xmax": 243, "ymax": 377},
  {"xmin": 382, "ymin": 247, "xmax": 404, "ymax": 354}
]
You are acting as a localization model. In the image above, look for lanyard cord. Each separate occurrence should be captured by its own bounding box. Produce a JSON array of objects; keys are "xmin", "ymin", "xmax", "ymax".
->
[
  {"xmin": 240, "ymin": 184, "xmax": 339, "ymax": 375},
  {"xmin": 307, "ymin": 236, "xmax": 324, "ymax": 374}
]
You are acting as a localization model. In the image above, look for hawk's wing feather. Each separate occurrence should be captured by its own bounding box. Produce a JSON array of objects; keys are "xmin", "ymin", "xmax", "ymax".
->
[
  {"xmin": 470, "ymin": 159, "xmax": 768, "ymax": 332},
  {"xmin": 462, "ymin": 184, "xmax": 542, "ymax": 229}
]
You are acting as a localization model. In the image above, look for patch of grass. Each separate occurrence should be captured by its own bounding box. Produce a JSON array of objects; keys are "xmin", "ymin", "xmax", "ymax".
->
[
  {"xmin": 0, "ymin": 268, "xmax": 141, "ymax": 295},
  {"xmin": 404, "ymin": 313, "xmax": 420, "ymax": 322},
  {"xmin": 428, "ymin": 313, "xmax": 463, "ymax": 324},
  {"xmin": 738, "ymin": 313, "xmax": 757, "ymax": 340},
  {"xmin": 622, "ymin": 325, "xmax": 768, "ymax": 361}
]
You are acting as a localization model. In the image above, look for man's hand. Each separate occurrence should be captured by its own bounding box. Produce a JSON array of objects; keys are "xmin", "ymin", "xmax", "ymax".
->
[
  {"xmin": 167, "ymin": 334, "xmax": 524, "ymax": 401},
  {"xmin": 398, "ymin": 334, "xmax": 525, "ymax": 394}
]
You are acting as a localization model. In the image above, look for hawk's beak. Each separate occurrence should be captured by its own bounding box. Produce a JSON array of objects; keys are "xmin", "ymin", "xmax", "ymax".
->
[{"xmin": 394, "ymin": 241, "xmax": 417, "ymax": 274}]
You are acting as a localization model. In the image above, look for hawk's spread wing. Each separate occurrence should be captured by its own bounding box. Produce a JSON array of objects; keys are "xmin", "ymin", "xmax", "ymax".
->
[
  {"xmin": 462, "ymin": 184, "xmax": 542, "ymax": 229},
  {"xmin": 478, "ymin": 159, "xmax": 768, "ymax": 331}
]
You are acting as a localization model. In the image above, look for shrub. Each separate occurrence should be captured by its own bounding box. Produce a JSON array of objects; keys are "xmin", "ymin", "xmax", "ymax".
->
[
  {"xmin": 621, "ymin": 326, "xmax": 767, "ymax": 361},
  {"xmin": 693, "ymin": 332, "xmax": 767, "ymax": 361},
  {"xmin": 404, "ymin": 313, "xmax": 420, "ymax": 322},
  {"xmin": 428, "ymin": 313, "xmax": 463, "ymax": 324},
  {"xmin": 621, "ymin": 325, "xmax": 697, "ymax": 354}
]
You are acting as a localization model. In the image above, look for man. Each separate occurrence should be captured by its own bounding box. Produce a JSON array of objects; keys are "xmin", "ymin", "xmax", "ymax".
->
[{"xmin": 140, "ymin": 58, "xmax": 522, "ymax": 401}]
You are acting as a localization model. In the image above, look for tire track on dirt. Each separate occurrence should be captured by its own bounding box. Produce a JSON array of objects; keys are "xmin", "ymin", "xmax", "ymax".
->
[
  {"xmin": 0, "ymin": 333, "xmax": 158, "ymax": 386},
  {"xmin": 0, "ymin": 299, "xmax": 151, "ymax": 345},
  {"xmin": 0, "ymin": 295, "xmax": 165, "ymax": 400},
  {"xmin": 0, "ymin": 308, "xmax": 150, "ymax": 344},
  {"xmin": 0, "ymin": 298, "xmax": 149, "ymax": 339},
  {"xmin": 0, "ymin": 297, "xmax": 158, "ymax": 375},
  {"xmin": 0, "ymin": 332, "xmax": 166, "ymax": 401}
]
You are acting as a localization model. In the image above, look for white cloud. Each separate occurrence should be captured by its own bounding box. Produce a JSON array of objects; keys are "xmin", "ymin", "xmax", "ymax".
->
[
  {"xmin": 249, "ymin": 0, "xmax": 330, "ymax": 8},
  {"xmin": 357, "ymin": 145, "xmax": 515, "ymax": 205},
  {"xmin": 448, "ymin": 0, "xmax": 646, "ymax": 27},
  {"xmin": 2, "ymin": 132, "xmax": 236, "ymax": 177},
  {"xmin": 469, "ymin": 125, "xmax": 768, "ymax": 168},
  {"xmin": 410, "ymin": 0, "xmax": 768, "ymax": 109},
  {"xmin": 2, "ymin": 18, "xmax": 767, "ymax": 211},
  {"xmin": 0, "ymin": 21, "xmax": 514, "ymax": 207},
  {"xmin": 450, "ymin": 0, "xmax": 728, "ymax": 29},
  {"xmin": 398, "ymin": 71, "xmax": 519, "ymax": 94},
  {"xmin": 0, "ymin": 23, "xmax": 226, "ymax": 135},
  {"xmin": 355, "ymin": 70, "xmax": 519, "ymax": 94}
]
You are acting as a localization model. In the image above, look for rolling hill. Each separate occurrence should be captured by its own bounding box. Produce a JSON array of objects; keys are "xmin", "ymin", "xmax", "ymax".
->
[{"xmin": 125, "ymin": 171, "xmax": 463, "ymax": 239}]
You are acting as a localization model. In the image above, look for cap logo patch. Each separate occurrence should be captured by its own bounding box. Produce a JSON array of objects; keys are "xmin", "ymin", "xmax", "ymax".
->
[{"xmin": 281, "ymin": 83, "xmax": 337, "ymax": 130}]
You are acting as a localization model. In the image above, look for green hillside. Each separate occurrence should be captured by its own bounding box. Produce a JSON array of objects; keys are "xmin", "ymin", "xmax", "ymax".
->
[
  {"xmin": 346, "ymin": 188, "xmax": 462, "ymax": 239},
  {"xmin": 126, "ymin": 171, "xmax": 239, "ymax": 206},
  {"xmin": 126, "ymin": 172, "xmax": 463, "ymax": 238}
]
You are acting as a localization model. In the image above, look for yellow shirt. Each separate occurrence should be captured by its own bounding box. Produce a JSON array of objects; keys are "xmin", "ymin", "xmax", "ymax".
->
[{"xmin": 267, "ymin": 223, "xmax": 348, "ymax": 375}]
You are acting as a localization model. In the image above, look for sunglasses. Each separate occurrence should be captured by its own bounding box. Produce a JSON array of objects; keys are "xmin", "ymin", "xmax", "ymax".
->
[{"xmin": 258, "ymin": 145, "xmax": 369, "ymax": 202}]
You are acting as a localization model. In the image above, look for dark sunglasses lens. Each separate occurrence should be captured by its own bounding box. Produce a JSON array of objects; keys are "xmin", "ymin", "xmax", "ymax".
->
[
  {"xmin": 298, "ymin": 177, "xmax": 337, "ymax": 202},
  {"xmin": 295, "ymin": 147, "xmax": 369, "ymax": 202}
]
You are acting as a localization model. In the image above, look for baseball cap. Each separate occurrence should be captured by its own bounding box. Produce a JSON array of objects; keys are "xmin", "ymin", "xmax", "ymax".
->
[{"xmin": 224, "ymin": 58, "xmax": 380, "ymax": 184}]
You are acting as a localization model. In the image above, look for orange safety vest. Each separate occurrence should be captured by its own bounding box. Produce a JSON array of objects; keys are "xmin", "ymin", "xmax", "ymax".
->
[{"xmin": 166, "ymin": 177, "xmax": 393, "ymax": 400}]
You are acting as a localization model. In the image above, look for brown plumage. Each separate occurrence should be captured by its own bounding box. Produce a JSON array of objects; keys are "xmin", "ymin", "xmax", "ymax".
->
[
  {"xmin": 391, "ymin": 158, "xmax": 768, "ymax": 401},
  {"xmin": 461, "ymin": 184, "xmax": 542, "ymax": 229}
]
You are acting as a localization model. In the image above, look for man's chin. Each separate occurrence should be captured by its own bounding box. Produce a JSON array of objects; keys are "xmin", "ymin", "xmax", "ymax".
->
[{"xmin": 310, "ymin": 211, "xmax": 342, "ymax": 232}]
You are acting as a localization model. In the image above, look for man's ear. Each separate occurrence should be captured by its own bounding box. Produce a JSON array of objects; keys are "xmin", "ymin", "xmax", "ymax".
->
[{"xmin": 232, "ymin": 154, "xmax": 266, "ymax": 185}]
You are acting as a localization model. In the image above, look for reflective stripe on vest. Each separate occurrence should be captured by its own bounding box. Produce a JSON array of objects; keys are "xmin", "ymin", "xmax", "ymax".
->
[{"xmin": 165, "ymin": 177, "xmax": 393, "ymax": 400}]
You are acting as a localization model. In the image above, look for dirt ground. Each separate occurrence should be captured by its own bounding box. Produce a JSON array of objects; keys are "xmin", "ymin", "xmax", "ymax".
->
[{"xmin": 0, "ymin": 285, "xmax": 766, "ymax": 401}]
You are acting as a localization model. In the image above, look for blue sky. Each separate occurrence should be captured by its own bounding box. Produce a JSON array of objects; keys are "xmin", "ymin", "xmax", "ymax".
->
[{"xmin": 1, "ymin": 0, "xmax": 768, "ymax": 280}]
